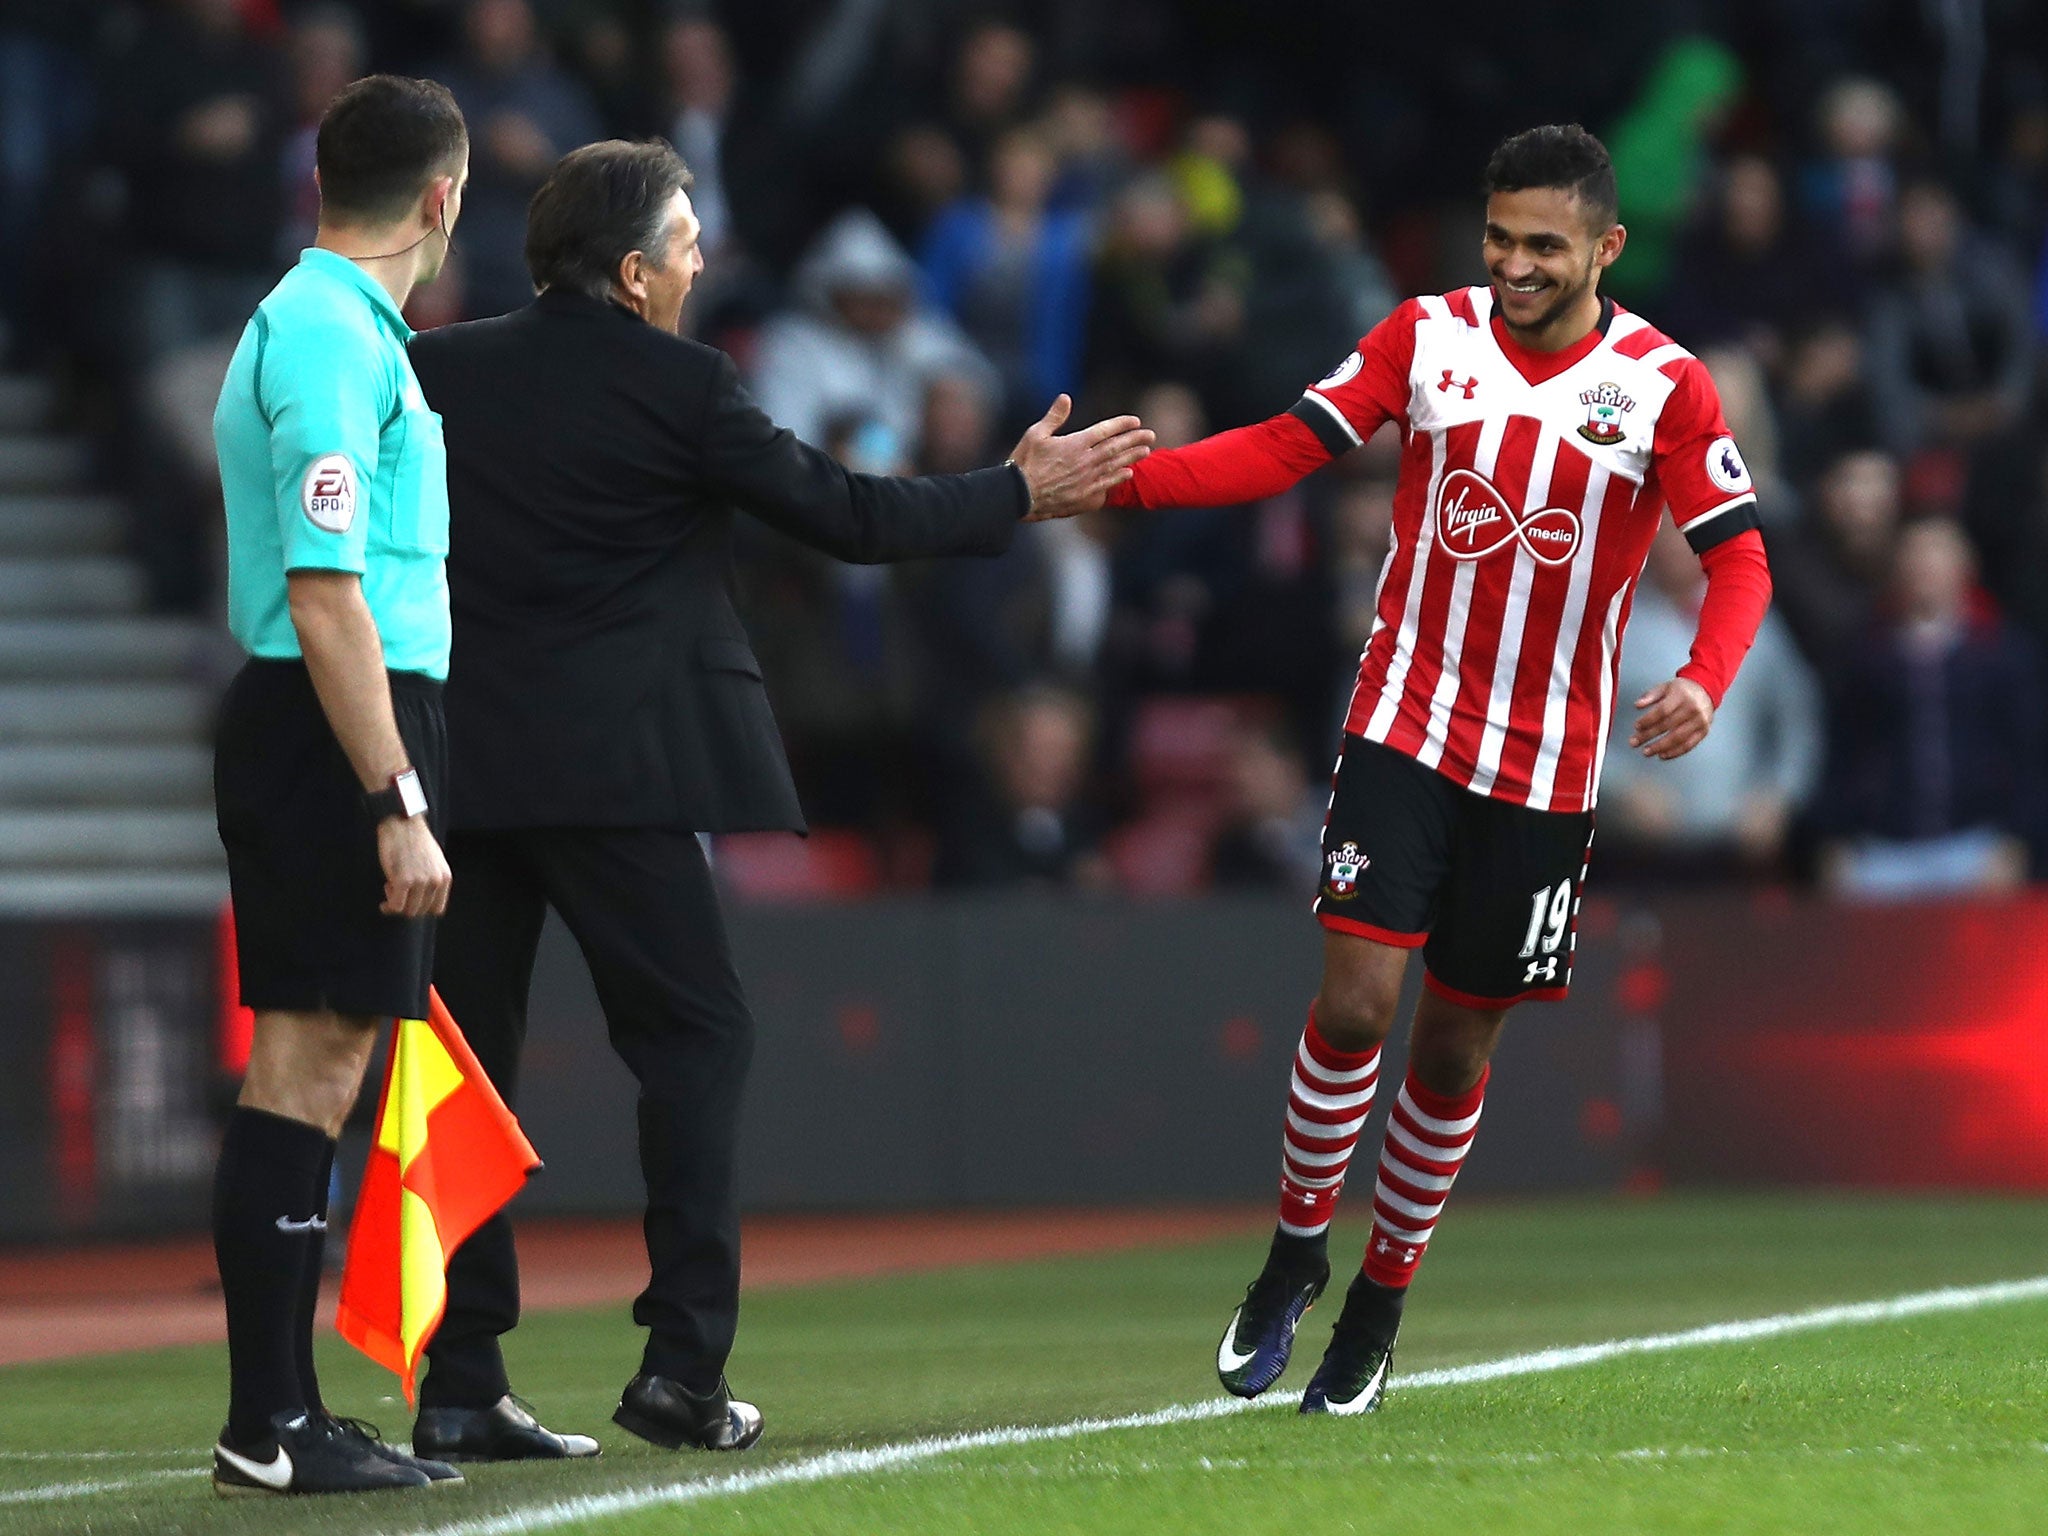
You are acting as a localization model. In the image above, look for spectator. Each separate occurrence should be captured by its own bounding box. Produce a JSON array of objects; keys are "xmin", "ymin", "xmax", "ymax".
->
[
  {"xmin": 1601, "ymin": 34, "xmax": 1744, "ymax": 307},
  {"xmin": 879, "ymin": 123, "xmax": 970, "ymax": 246},
  {"xmin": 1041, "ymin": 84, "xmax": 1126, "ymax": 217},
  {"xmin": 279, "ymin": 4, "xmax": 367, "ymax": 256},
  {"xmin": 750, "ymin": 207, "xmax": 996, "ymax": 457},
  {"xmin": 940, "ymin": 19, "xmax": 1038, "ymax": 179},
  {"xmin": 1208, "ymin": 724, "xmax": 1324, "ymax": 893},
  {"xmin": 651, "ymin": 12, "xmax": 785, "ymax": 328},
  {"xmin": 0, "ymin": 0, "xmax": 97, "ymax": 356},
  {"xmin": 1799, "ymin": 76, "xmax": 1906, "ymax": 268},
  {"xmin": 1866, "ymin": 179, "xmax": 2036, "ymax": 455},
  {"xmin": 97, "ymin": 0, "xmax": 289, "ymax": 364},
  {"xmin": 918, "ymin": 126, "xmax": 1092, "ymax": 432},
  {"xmin": 1663, "ymin": 155, "xmax": 1834, "ymax": 368},
  {"xmin": 936, "ymin": 685, "xmax": 1111, "ymax": 890},
  {"xmin": 1601, "ymin": 524, "xmax": 1823, "ymax": 879},
  {"xmin": 439, "ymin": 0, "xmax": 601, "ymax": 318},
  {"xmin": 1768, "ymin": 448, "xmax": 1903, "ymax": 666},
  {"xmin": 1775, "ymin": 318, "xmax": 1883, "ymax": 486},
  {"xmin": 1086, "ymin": 173, "xmax": 1246, "ymax": 417},
  {"xmin": 1820, "ymin": 518, "xmax": 2044, "ymax": 897}
]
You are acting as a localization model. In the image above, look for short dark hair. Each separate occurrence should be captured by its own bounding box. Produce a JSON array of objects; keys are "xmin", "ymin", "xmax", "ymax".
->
[
  {"xmin": 316, "ymin": 75, "xmax": 468, "ymax": 223},
  {"xmin": 1482, "ymin": 124, "xmax": 1619, "ymax": 228},
  {"xmin": 526, "ymin": 140, "xmax": 695, "ymax": 301}
]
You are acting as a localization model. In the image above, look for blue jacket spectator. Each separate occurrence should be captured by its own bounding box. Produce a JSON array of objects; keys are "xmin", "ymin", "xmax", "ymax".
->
[{"xmin": 918, "ymin": 128, "xmax": 1092, "ymax": 434}]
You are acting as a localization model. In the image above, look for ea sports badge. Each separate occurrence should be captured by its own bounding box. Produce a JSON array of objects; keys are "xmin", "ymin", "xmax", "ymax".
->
[
  {"xmin": 1324, "ymin": 840, "xmax": 1368, "ymax": 900},
  {"xmin": 302, "ymin": 453, "xmax": 358, "ymax": 534}
]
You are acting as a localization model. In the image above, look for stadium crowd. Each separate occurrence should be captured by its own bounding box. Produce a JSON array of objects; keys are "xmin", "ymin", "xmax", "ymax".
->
[{"xmin": 4, "ymin": 0, "xmax": 2046, "ymax": 900}]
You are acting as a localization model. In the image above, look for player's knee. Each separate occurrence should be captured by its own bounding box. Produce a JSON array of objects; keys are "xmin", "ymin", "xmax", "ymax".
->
[
  {"xmin": 1407, "ymin": 1005, "xmax": 1506, "ymax": 1096},
  {"xmin": 1312, "ymin": 979, "xmax": 1400, "ymax": 1053}
]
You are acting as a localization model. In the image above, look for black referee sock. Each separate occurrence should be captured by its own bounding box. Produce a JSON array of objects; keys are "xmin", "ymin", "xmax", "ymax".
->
[
  {"xmin": 291, "ymin": 1138, "xmax": 339, "ymax": 1420},
  {"xmin": 213, "ymin": 1107, "xmax": 330, "ymax": 1445}
]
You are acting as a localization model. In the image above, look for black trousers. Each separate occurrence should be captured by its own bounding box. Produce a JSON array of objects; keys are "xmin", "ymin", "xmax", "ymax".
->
[{"xmin": 420, "ymin": 827, "xmax": 754, "ymax": 1407}]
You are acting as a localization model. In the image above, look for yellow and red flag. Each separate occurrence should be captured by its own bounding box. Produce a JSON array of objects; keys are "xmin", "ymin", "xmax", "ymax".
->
[{"xmin": 336, "ymin": 988, "xmax": 539, "ymax": 1403}]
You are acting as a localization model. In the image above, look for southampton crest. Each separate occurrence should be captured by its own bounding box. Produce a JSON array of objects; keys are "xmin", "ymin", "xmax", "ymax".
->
[
  {"xmin": 1324, "ymin": 841, "xmax": 1368, "ymax": 900},
  {"xmin": 1576, "ymin": 382, "xmax": 1635, "ymax": 446}
]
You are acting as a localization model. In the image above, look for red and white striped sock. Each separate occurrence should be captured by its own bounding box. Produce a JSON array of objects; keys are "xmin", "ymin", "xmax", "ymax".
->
[
  {"xmin": 1362, "ymin": 1064, "xmax": 1488, "ymax": 1288},
  {"xmin": 1276, "ymin": 1009, "xmax": 1382, "ymax": 1238}
]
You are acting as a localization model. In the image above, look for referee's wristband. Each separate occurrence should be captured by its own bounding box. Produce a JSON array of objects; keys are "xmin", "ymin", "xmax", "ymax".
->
[{"xmin": 364, "ymin": 767, "xmax": 428, "ymax": 823}]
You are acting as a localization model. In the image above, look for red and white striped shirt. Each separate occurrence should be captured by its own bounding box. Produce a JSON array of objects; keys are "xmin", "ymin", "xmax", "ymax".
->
[{"xmin": 1112, "ymin": 285, "xmax": 1766, "ymax": 814}]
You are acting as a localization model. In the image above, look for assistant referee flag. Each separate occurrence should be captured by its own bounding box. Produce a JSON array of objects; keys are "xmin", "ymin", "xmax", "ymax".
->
[{"xmin": 337, "ymin": 990, "xmax": 539, "ymax": 1403}]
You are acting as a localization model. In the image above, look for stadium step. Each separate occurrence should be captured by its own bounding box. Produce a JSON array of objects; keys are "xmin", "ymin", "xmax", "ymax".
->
[
  {"xmin": 0, "ymin": 617, "xmax": 216, "ymax": 679},
  {"xmin": 0, "ymin": 433, "xmax": 91, "ymax": 492},
  {"xmin": 0, "ymin": 867, "xmax": 227, "ymax": 916},
  {"xmin": 0, "ymin": 808, "xmax": 224, "ymax": 869},
  {"xmin": 0, "ymin": 375, "xmax": 54, "ymax": 434},
  {"xmin": 0, "ymin": 556, "xmax": 146, "ymax": 616},
  {"xmin": 0, "ymin": 743, "xmax": 213, "ymax": 808},
  {"xmin": 0, "ymin": 494, "xmax": 127, "ymax": 555},
  {"xmin": 0, "ymin": 682, "xmax": 212, "ymax": 742}
]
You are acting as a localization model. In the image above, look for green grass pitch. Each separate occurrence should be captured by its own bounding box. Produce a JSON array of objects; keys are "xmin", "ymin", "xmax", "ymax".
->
[{"xmin": 5, "ymin": 1194, "xmax": 2048, "ymax": 1535}]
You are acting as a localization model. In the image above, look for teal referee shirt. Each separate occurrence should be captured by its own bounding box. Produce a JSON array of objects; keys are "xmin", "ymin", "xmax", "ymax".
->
[{"xmin": 214, "ymin": 248, "xmax": 451, "ymax": 680}]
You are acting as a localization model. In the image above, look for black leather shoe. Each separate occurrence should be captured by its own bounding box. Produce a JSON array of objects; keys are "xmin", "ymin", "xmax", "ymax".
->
[
  {"xmin": 412, "ymin": 1396, "xmax": 601, "ymax": 1462},
  {"xmin": 612, "ymin": 1374, "xmax": 763, "ymax": 1451}
]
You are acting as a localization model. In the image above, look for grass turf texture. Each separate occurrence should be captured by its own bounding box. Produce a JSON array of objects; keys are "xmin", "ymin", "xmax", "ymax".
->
[{"xmin": 2, "ymin": 1194, "xmax": 2046, "ymax": 1535}]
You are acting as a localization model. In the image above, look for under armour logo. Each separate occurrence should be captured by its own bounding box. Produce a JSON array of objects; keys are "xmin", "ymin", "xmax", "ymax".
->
[
  {"xmin": 1438, "ymin": 371, "xmax": 1479, "ymax": 399},
  {"xmin": 1524, "ymin": 956, "xmax": 1560, "ymax": 985},
  {"xmin": 1375, "ymin": 1236, "xmax": 1392, "ymax": 1253}
]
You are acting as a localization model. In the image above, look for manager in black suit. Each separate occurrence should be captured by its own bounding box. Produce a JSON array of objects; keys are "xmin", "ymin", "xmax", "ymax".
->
[{"xmin": 403, "ymin": 140, "xmax": 1150, "ymax": 1460}]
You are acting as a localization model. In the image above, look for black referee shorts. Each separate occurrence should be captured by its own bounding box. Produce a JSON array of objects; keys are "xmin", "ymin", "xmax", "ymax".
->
[
  {"xmin": 215, "ymin": 658, "xmax": 447, "ymax": 1019},
  {"xmin": 1313, "ymin": 735, "xmax": 1595, "ymax": 1007}
]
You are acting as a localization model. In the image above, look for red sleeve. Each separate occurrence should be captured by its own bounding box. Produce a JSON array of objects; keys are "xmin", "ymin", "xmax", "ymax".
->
[
  {"xmin": 1653, "ymin": 357, "xmax": 1760, "ymax": 551},
  {"xmin": 1292, "ymin": 298, "xmax": 1421, "ymax": 450},
  {"xmin": 1677, "ymin": 528, "xmax": 1771, "ymax": 707},
  {"xmin": 1108, "ymin": 300, "xmax": 1421, "ymax": 510},
  {"xmin": 1106, "ymin": 412, "xmax": 1330, "ymax": 508}
]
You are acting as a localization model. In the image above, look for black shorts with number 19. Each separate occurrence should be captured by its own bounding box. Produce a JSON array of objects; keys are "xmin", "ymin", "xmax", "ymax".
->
[{"xmin": 1314, "ymin": 735, "xmax": 1596, "ymax": 1007}]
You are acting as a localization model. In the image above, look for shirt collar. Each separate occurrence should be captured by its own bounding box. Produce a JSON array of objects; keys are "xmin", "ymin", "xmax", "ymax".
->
[{"xmin": 298, "ymin": 247, "xmax": 413, "ymax": 341}]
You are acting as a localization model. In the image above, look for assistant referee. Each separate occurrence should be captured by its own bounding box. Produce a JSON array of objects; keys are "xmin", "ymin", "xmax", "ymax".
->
[{"xmin": 208, "ymin": 76, "xmax": 469, "ymax": 1499}]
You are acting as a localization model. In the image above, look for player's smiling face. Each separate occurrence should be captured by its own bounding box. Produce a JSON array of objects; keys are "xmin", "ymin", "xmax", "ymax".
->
[{"xmin": 1483, "ymin": 187, "xmax": 1625, "ymax": 348}]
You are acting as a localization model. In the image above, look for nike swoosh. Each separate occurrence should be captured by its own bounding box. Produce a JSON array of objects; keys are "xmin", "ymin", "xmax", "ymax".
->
[
  {"xmin": 275, "ymin": 1215, "xmax": 328, "ymax": 1234},
  {"xmin": 1323, "ymin": 1354, "xmax": 1391, "ymax": 1416},
  {"xmin": 216, "ymin": 1441, "xmax": 294, "ymax": 1490},
  {"xmin": 1216, "ymin": 1309, "xmax": 1257, "ymax": 1372}
]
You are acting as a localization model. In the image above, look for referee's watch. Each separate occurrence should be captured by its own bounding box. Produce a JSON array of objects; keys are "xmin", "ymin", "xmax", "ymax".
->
[{"xmin": 364, "ymin": 767, "xmax": 428, "ymax": 823}]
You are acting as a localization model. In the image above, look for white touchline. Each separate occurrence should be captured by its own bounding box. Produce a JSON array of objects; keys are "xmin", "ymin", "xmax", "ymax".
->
[
  {"xmin": 12, "ymin": 1277, "xmax": 2045, "ymax": 1516},
  {"xmin": 0, "ymin": 1469, "xmax": 203, "ymax": 1504},
  {"xmin": 389, "ymin": 1273, "xmax": 2048, "ymax": 1536}
]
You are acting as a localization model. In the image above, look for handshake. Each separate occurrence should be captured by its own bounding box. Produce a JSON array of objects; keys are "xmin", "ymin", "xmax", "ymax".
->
[{"xmin": 1004, "ymin": 395, "xmax": 1155, "ymax": 523}]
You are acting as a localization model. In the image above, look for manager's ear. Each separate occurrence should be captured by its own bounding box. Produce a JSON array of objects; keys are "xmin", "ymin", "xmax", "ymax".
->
[{"xmin": 614, "ymin": 249, "xmax": 650, "ymax": 313}]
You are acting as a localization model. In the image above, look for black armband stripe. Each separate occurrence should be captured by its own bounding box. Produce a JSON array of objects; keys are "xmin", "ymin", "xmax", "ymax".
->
[
  {"xmin": 1681, "ymin": 496, "xmax": 1762, "ymax": 555},
  {"xmin": 1289, "ymin": 392, "xmax": 1361, "ymax": 457}
]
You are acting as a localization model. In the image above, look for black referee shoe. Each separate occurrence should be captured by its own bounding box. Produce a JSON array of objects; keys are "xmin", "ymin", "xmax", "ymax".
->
[
  {"xmin": 211, "ymin": 1410, "xmax": 432, "ymax": 1496},
  {"xmin": 613, "ymin": 1373, "xmax": 763, "ymax": 1451},
  {"xmin": 414, "ymin": 1395, "xmax": 602, "ymax": 1462}
]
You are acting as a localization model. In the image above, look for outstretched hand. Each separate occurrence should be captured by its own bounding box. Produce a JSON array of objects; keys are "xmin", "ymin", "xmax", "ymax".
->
[
  {"xmin": 1008, "ymin": 395, "xmax": 1154, "ymax": 522},
  {"xmin": 1629, "ymin": 677, "xmax": 1714, "ymax": 760}
]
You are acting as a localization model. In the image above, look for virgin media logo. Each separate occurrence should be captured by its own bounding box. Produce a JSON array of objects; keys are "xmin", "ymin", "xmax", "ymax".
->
[{"xmin": 1434, "ymin": 467, "xmax": 1580, "ymax": 566}]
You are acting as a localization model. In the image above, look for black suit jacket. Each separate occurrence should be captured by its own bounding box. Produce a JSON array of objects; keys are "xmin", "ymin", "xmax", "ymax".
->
[{"xmin": 409, "ymin": 289, "xmax": 1025, "ymax": 834}]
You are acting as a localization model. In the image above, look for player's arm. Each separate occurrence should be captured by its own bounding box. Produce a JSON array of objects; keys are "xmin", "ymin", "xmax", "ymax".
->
[
  {"xmin": 1107, "ymin": 301, "xmax": 1420, "ymax": 510},
  {"xmin": 1630, "ymin": 362, "xmax": 1772, "ymax": 761},
  {"xmin": 265, "ymin": 336, "xmax": 450, "ymax": 918}
]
